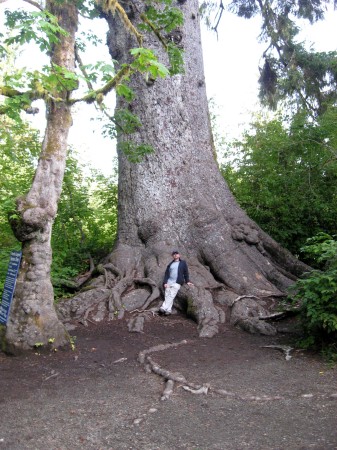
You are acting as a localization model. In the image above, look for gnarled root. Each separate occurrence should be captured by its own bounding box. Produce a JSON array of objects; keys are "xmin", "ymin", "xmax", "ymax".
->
[
  {"xmin": 138, "ymin": 340, "xmax": 286, "ymax": 402},
  {"xmin": 230, "ymin": 295, "xmax": 279, "ymax": 336},
  {"xmin": 161, "ymin": 379, "xmax": 175, "ymax": 401},
  {"xmin": 57, "ymin": 268, "xmax": 160, "ymax": 327},
  {"xmin": 138, "ymin": 340, "xmax": 188, "ymax": 401},
  {"xmin": 138, "ymin": 340, "xmax": 190, "ymax": 364},
  {"xmin": 178, "ymin": 285, "xmax": 220, "ymax": 338},
  {"xmin": 57, "ymin": 241, "xmax": 297, "ymax": 338},
  {"xmin": 138, "ymin": 341, "xmax": 337, "ymax": 403}
]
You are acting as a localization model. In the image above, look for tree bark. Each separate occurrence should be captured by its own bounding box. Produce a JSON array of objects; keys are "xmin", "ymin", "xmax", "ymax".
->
[
  {"xmin": 57, "ymin": 0, "xmax": 309, "ymax": 337},
  {"xmin": 4, "ymin": 0, "xmax": 78, "ymax": 353}
]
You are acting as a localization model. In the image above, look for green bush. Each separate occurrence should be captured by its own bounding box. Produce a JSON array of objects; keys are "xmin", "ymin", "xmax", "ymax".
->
[
  {"xmin": 219, "ymin": 109, "xmax": 337, "ymax": 256},
  {"xmin": 288, "ymin": 233, "xmax": 337, "ymax": 356},
  {"xmin": 0, "ymin": 117, "xmax": 118, "ymax": 300}
]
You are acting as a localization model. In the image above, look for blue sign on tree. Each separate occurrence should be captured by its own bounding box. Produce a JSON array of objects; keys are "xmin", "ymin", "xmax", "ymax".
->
[{"xmin": 0, "ymin": 250, "xmax": 22, "ymax": 325}]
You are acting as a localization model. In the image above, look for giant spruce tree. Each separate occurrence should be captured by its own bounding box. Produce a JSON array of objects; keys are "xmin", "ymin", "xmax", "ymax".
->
[
  {"xmin": 1, "ymin": 0, "xmax": 336, "ymax": 351},
  {"xmin": 59, "ymin": 0, "xmax": 328, "ymax": 337}
]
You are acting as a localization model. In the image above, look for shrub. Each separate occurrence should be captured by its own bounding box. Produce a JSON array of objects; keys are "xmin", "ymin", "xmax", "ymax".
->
[{"xmin": 288, "ymin": 233, "xmax": 337, "ymax": 356}]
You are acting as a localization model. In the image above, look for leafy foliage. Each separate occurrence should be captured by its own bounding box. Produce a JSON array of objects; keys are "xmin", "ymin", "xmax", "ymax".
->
[
  {"xmin": 0, "ymin": 117, "xmax": 118, "ymax": 299},
  {"xmin": 101, "ymin": 107, "xmax": 154, "ymax": 161},
  {"xmin": 130, "ymin": 47, "xmax": 170, "ymax": 79},
  {"xmin": 140, "ymin": 2, "xmax": 183, "ymax": 34},
  {"xmin": 0, "ymin": 117, "xmax": 39, "ymax": 290},
  {"xmin": 4, "ymin": 10, "xmax": 68, "ymax": 52},
  {"xmin": 117, "ymin": 141, "xmax": 154, "ymax": 163},
  {"xmin": 1, "ymin": 0, "xmax": 184, "ymax": 164},
  {"xmin": 115, "ymin": 84, "xmax": 134, "ymax": 102},
  {"xmin": 288, "ymin": 233, "xmax": 337, "ymax": 356},
  {"xmin": 51, "ymin": 154, "xmax": 118, "ymax": 298},
  {"xmin": 113, "ymin": 108, "xmax": 142, "ymax": 134},
  {"xmin": 300, "ymin": 232, "xmax": 337, "ymax": 269},
  {"xmin": 220, "ymin": 108, "xmax": 337, "ymax": 255},
  {"xmin": 229, "ymin": 0, "xmax": 328, "ymax": 22},
  {"xmin": 139, "ymin": 0, "xmax": 184, "ymax": 74},
  {"xmin": 76, "ymin": 0, "xmax": 101, "ymax": 21},
  {"xmin": 166, "ymin": 41, "xmax": 184, "ymax": 75}
]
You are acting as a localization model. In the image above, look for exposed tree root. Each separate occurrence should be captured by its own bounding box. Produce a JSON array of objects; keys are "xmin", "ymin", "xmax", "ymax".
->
[
  {"xmin": 138, "ymin": 340, "xmax": 337, "ymax": 403},
  {"xmin": 137, "ymin": 340, "xmax": 190, "ymax": 364},
  {"xmin": 259, "ymin": 312, "xmax": 291, "ymax": 321},
  {"xmin": 182, "ymin": 385, "xmax": 209, "ymax": 395},
  {"xmin": 230, "ymin": 294, "xmax": 283, "ymax": 307},
  {"xmin": 57, "ymin": 268, "xmax": 161, "ymax": 329},
  {"xmin": 161, "ymin": 379, "xmax": 175, "ymax": 401},
  {"xmin": 261, "ymin": 345, "xmax": 294, "ymax": 360},
  {"xmin": 130, "ymin": 309, "xmax": 157, "ymax": 316},
  {"xmin": 134, "ymin": 278, "xmax": 160, "ymax": 310},
  {"xmin": 57, "ymin": 242, "xmax": 301, "ymax": 339},
  {"xmin": 79, "ymin": 306, "xmax": 96, "ymax": 327},
  {"xmin": 107, "ymin": 276, "xmax": 134, "ymax": 319}
]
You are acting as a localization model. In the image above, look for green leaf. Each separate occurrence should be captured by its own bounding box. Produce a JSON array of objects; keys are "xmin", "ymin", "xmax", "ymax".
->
[
  {"xmin": 116, "ymin": 84, "xmax": 134, "ymax": 102},
  {"xmin": 113, "ymin": 108, "xmax": 142, "ymax": 134},
  {"xmin": 142, "ymin": 4, "xmax": 183, "ymax": 33},
  {"xmin": 4, "ymin": 10, "xmax": 68, "ymax": 54},
  {"xmin": 118, "ymin": 141, "xmax": 154, "ymax": 163},
  {"xmin": 130, "ymin": 47, "xmax": 169, "ymax": 79},
  {"xmin": 167, "ymin": 42, "xmax": 184, "ymax": 75}
]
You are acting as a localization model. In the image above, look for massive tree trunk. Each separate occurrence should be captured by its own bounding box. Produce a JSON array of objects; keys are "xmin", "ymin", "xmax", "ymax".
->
[
  {"xmin": 57, "ymin": 0, "xmax": 309, "ymax": 337},
  {"xmin": 4, "ymin": 0, "xmax": 78, "ymax": 353}
]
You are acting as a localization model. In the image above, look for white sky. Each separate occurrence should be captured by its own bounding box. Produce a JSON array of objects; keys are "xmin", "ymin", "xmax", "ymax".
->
[
  {"xmin": 202, "ymin": 6, "xmax": 337, "ymax": 137},
  {"xmin": 1, "ymin": 2, "xmax": 337, "ymax": 175},
  {"xmin": 71, "ymin": 14, "xmax": 266, "ymax": 174},
  {"xmin": 66, "ymin": 6, "xmax": 337, "ymax": 174}
]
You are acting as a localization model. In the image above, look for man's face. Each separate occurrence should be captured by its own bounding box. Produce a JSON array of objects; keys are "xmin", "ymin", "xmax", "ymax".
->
[{"xmin": 173, "ymin": 253, "xmax": 180, "ymax": 260}]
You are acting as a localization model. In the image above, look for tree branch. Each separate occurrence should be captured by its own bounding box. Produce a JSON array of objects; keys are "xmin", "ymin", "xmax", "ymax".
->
[
  {"xmin": 75, "ymin": 45, "xmax": 95, "ymax": 92},
  {"xmin": 0, "ymin": 88, "xmax": 40, "ymax": 115},
  {"xmin": 0, "ymin": 85, "xmax": 61, "ymax": 115},
  {"xmin": 69, "ymin": 64, "xmax": 132, "ymax": 104},
  {"xmin": 140, "ymin": 13, "xmax": 168, "ymax": 50},
  {"xmin": 212, "ymin": 0, "xmax": 224, "ymax": 35},
  {"xmin": 22, "ymin": 0, "xmax": 43, "ymax": 11}
]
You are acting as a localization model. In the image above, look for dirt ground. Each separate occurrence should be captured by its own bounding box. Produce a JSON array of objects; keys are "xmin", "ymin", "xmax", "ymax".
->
[{"xmin": 1, "ymin": 312, "xmax": 337, "ymax": 450}]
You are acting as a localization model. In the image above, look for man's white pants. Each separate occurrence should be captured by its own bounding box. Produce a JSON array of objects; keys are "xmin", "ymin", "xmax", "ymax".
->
[{"xmin": 161, "ymin": 283, "xmax": 181, "ymax": 313}]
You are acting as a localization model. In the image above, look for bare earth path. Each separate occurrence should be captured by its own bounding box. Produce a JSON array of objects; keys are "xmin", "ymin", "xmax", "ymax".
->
[{"xmin": 1, "ymin": 314, "xmax": 337, "ymax": 450}]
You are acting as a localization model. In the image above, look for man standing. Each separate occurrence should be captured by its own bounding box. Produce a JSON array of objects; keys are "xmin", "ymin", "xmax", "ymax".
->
[{"xmin": 159, "ymin": 251, "xmax": 193, "ymax": 315}]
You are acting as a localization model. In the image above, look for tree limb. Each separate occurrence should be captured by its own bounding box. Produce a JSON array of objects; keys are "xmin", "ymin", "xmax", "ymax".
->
[
  {"xmin": 69, "ymin": 65, "xmax": 132, "ymax": 104},
  {"xmin": 212, "ymin": 0, "xmax": 224, "ymax": 36},
  {"xmin": 22, "ymin": 0, "xmax": 43, "ymax": 11},
  {"xmin": 75, "ymin": 45, "xmax": 95, "ymax": 92},
  {"xmin": 0, "ymin": 85, "xmax": 62, "ymax": 115},
  {"xmin": 140, "ymin": 13, "xmax": 168, "ymax": 50}
]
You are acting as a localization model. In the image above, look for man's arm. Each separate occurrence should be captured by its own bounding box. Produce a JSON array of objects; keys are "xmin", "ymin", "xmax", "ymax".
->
[
  {"xmin": 183, "ymin": 261, "xmax": 192, "ymax": 285},
  {"xmin": 163, "ymin": 263, "xmax": 170, "ymax": 286}
]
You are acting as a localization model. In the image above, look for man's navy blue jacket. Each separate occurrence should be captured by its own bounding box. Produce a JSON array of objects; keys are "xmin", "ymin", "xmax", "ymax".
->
[{"xmin": 163, "ymin": 259, "xmax": 190, "ymax": 286}]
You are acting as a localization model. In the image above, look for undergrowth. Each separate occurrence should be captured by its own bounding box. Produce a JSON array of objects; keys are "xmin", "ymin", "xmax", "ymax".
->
[{"xmin": 288, "ymin": 233, "xmax": 337, "ymax": 362}]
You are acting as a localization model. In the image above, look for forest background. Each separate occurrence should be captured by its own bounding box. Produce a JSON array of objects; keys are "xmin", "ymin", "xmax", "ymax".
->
[{"xmin": 0, "ymin": 0, "xmax": 337, "ymax": 351}]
